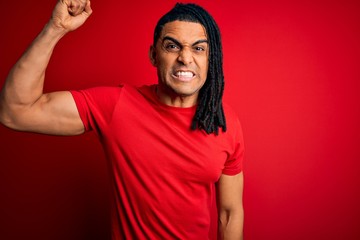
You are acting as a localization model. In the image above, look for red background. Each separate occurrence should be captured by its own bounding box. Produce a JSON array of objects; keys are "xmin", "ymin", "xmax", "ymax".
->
[{"xmin": 0, "ymin": 0, "xmax": 359, "ymax": 239}]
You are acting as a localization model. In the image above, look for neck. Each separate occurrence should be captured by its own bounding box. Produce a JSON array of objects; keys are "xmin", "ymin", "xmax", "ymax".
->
[{"xmin": 155, "ymin": 85, "xmax": 198, "ymax": 108}]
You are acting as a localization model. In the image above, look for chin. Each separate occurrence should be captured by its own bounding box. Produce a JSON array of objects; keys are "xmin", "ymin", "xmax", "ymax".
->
[{"xmin": 173, "ymin": 87, "xmax": 200, "ymax": 97}]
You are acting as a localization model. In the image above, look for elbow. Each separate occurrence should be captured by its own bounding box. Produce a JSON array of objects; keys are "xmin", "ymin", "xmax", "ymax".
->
[
  {"xmin": 0, "ymin": 97, "xmax": 24, "ymax": 130},
  {"xmin": 0, "ymin": 95, "xmax": 9, "ymax": 126},
  {"xmin": 218, "ymin": 208, "xmax": 244, "ymax": 240},
  {"xmin": 0, "ymin": 104, "xmax": 15, "ymax": 129}
]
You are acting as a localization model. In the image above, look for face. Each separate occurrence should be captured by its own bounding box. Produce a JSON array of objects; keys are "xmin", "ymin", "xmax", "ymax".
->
[{"xmin": 150, "ymin": 20, "xmax": 209, "ymax": 107}]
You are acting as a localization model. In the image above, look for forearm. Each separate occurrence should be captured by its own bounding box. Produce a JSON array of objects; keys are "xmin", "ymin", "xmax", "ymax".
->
[
  {"xmin": 219, "ymin": 209, "xmax": 244, "ymax": 240},
  {"xmin": 0, "ymin": 0, "xmax": 91, "ymax": 126},
  {"xmin": 1, "ymin": 23, "xmax": 65, "ymax": 108}
]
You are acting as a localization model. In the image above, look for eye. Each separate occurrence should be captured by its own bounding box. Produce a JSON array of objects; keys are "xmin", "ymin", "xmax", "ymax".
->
[
  {"xmin": 165, "ymin": 43, "xmax": 180, "ymax": 52},
  {"xmin": 194, "ymin": 46, "xmax": 206, "ymax": 52}
]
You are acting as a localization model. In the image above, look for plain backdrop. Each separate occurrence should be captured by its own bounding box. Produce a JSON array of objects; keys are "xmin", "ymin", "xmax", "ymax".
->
[{"xmin": 0, "ymin": 0, "xmax": 359, "ymax": 239}]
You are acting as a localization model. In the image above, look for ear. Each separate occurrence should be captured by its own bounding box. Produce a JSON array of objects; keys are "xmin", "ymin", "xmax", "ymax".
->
[{"xmin": 149, "ymin": 45, "xmax": 157, "ymax": 66}]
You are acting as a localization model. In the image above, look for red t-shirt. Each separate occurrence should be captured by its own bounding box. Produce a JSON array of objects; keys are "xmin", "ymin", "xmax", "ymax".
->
[{"xmin": 70, "ymin": 84, "xmax": 244, "ymax": 239}]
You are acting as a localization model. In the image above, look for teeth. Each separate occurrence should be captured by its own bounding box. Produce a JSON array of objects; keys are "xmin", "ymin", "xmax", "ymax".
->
[{"xmin": 175, "ymin": 71, "xmax": 194, "ymax": 77}]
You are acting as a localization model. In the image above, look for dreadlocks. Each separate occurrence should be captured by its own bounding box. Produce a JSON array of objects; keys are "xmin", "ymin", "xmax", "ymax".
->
[{"xmin": 153, "ymin": 3, "xmax": 226, "ymax": 135}]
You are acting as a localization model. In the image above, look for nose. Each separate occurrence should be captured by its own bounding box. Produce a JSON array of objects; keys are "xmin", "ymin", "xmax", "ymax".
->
[{"xmin": 177, "ymin": 47, "xmax": 193, "ymax": 65}]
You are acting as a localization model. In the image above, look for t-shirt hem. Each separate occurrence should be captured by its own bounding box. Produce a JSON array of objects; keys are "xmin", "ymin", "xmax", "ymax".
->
[{"xmin": 222, "ymin": 168, "xmax": 243, "ymax": 176}]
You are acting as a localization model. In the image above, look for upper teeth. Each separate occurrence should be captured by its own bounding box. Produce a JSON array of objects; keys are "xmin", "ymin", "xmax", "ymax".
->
[{"xmin": 176, "ymin": 71, "xmax": 194, "ymax": 77}]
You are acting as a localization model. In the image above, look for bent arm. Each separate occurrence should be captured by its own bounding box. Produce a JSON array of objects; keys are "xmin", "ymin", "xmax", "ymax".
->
[
  {"xmin": 0, "ymin": 0, "xmax": 92, "ymax": 135},
  {"xmin": 217, "ymin": 172, "xmax": 244, "ymax": 240}
]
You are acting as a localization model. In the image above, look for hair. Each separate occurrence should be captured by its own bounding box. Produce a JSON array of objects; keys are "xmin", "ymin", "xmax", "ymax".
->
[{"xmin": 153, "ymin": 3, "xmax": 226, "ymax": 135}]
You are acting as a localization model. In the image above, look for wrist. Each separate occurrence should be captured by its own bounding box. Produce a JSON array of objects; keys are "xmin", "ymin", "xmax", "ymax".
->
[{"xmin": 43, "ymin": 20, "xmax": 68, "ymax": 40}]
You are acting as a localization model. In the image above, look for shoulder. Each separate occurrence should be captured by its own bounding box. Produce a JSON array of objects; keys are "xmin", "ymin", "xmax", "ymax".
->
[
  {"xmin": 70, "ymin": 85, "xmax": 132, "ymax": 116},
  {"xmin": 218, "ymin": 102, "xmax": 244, "ymax": 145},
  {"xmin": 223, "ymin": 102, "xmax": 242, "ymax": 129},
  {"xmin": 71, "ymin": 84, "xmax": 138, "ymax": 101}
]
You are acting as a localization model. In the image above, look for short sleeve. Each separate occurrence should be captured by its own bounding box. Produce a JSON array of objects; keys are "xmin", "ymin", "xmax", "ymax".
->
[
  {"xmin": 222, "ymin": 113, "xmax": 245, "ymax": 176},
  {"xmin": 70, "ymin": 85, "xmax": 123, "ymax": 133}
]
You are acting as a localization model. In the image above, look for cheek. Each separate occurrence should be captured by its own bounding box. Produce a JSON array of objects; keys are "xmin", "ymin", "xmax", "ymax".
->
[
  {"xmin": 157, "ymin": 55, "xmax": 173, "ymax": 71},
  {"xmin": 196, "ymin": 54, "xmax": 208, "ymax": 67},
  {"xmin": 199, "ymin": 58, "xmax": 209, "ymax": 77},
  {"xmin": 156, "ymin": 61, "xmax": 173, "ymax": 81}
]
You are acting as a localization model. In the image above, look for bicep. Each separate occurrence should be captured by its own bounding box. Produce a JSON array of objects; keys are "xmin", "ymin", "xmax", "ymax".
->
[
  {"xmin": 12, "ymin": 91, "xmax": 84, "ymax": 135},
  {"xmin": 217, "ymin": 172, "xmax": 244, "ymax": 213}
]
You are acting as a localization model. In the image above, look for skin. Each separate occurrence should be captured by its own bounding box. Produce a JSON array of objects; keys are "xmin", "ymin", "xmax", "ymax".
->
[
  {"xmin": 218, "ymin": 173, "xmax": 244, "ymax": 240},
  {"xmin": 150, "ymin": 21, "xmax": 209, "ymax": 108},
  {"xmin": 0, "ymin": 1, "xmax": 244, "ymax": 238},
  {"xmin": 0, "ymin": 0, "xmax": 90, "ymax": 135}
]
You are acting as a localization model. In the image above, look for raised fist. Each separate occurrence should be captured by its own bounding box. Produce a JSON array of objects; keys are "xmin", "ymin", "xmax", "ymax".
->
[
  {"xmin": 64, "ymin": 0, "xmax": 88, "ymax": 16},
  {"xmin": 50, "ymin": 0, "xmax": 92, "ymax": 32}
]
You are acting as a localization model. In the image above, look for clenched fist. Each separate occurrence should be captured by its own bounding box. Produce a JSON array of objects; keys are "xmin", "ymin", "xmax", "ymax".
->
[
  {"xmin": 49, "ymin": 0, "xmax": 92, "ymax": 33},
  {"xmin": 65, "ymin": 0, "xmax": 88, "ymax": 16}
]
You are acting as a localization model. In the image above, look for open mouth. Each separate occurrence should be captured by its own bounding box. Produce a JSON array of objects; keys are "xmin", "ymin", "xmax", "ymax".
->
[{"xmin": 173, "ymin": 70, "xmax": 195, "ymax": 82}]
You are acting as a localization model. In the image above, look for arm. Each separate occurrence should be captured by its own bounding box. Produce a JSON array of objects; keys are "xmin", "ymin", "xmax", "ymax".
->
[
  {"xmin": 217, "ymin": 172, "xmax": 244, "ymax": 240},
  {"xmin": 0, "ymin": 0, "xmax": 92, "ymax": 135}
]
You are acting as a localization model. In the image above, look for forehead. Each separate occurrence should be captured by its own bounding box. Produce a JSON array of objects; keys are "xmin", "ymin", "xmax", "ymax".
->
[{"xmin": 159, "ymin": 20, "xmax": 207, "ymax": 43}]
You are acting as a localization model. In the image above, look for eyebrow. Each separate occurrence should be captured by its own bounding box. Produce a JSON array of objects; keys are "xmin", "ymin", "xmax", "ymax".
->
[{"xmin": 162, "ymin": 36, "xmax": 208, "ymax": 47}]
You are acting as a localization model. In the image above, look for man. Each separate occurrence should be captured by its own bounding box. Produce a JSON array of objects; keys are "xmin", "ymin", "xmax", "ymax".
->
[{"xmin": 0, "ymin": 0, "xmax": 244, "ymax": 239}]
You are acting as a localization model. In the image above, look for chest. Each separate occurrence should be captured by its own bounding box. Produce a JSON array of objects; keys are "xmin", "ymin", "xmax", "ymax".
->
[{"xmin": 104, "ymin": 96, "xmax": 232, "ymax": 184}]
